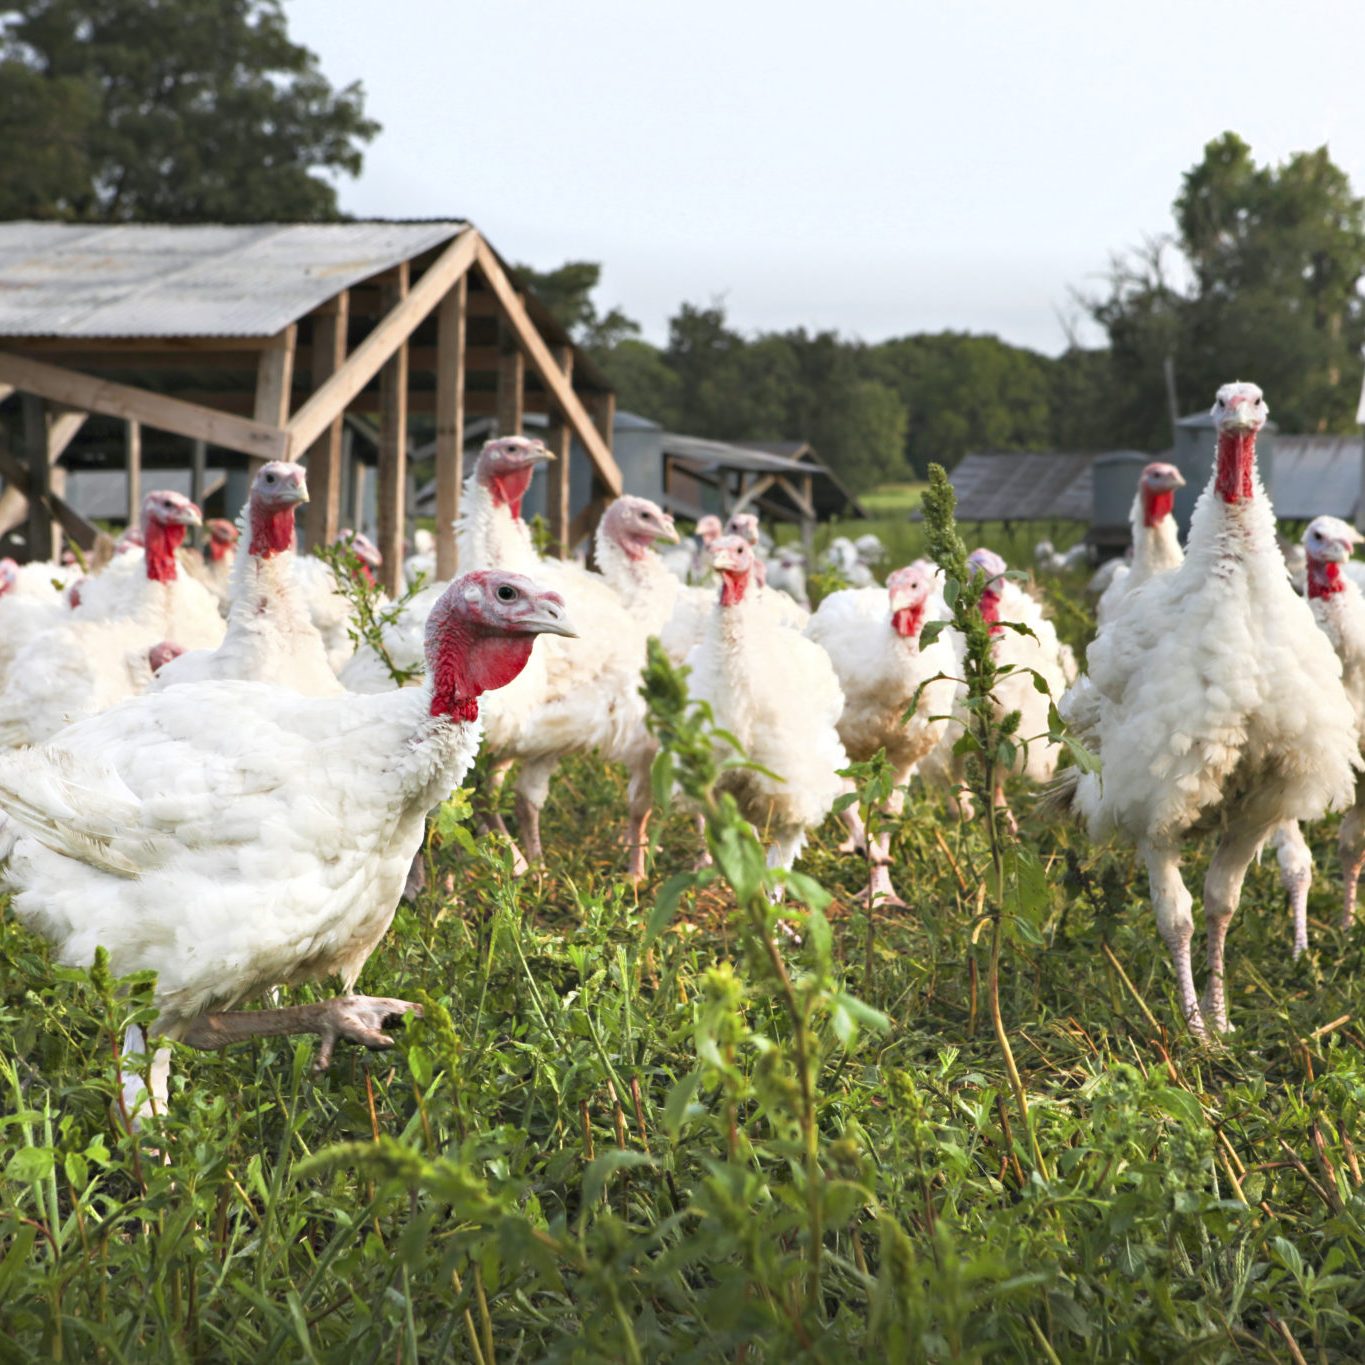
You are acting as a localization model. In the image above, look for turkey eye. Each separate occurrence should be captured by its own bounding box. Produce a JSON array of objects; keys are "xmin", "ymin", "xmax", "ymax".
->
[{"xmin": 496, "ymin": 585, "xmax": 517, "ymax": 602}]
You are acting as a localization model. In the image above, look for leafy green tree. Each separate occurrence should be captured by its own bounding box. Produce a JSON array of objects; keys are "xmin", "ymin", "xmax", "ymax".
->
[
  {"xmin": 0, "ymin": 0, "xmax": 378, "ymax": 221},
  {"xmin": 1086, "ymin": 133, "xmax": 1365, "ymax": 441},
  {"xmin": 511, "ymin": 260, "xmax": 642, "ymax": 354}
]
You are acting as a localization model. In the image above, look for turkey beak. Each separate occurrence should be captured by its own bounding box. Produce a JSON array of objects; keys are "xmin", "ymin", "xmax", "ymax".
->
[
  {"xmin": 524, "ymin": 446, "xmax": 555, "ymax": 465},
  {"xmin": 169, "ymin": 503, "xmax": 203, "ymax": 528},
  {"xmin": 658, "ymin": 517, "xmax": 681, "ymax": 545},
  {"xmin": 525, "ymin": 593, "xmax": 577, "ymax": 638},
  {"xmin": 281, "ymin": 477, "xmax": 309, "ymax": 505},
  {"xmin": 1170, "ymin": 469, "xmax": 1187, "ymax": 488}
]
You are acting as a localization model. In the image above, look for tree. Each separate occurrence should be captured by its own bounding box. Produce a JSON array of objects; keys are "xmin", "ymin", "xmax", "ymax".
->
[
  {"xmin": 1086, "ymin": 133, "xmax": 1365, "ymax": 441},
  {"xmin": 511, "ymin": 260, "xmax": 642, "ymax": 354},
  {"xmin": 0, "ymin": 0, "xmax": 378, "ymax": 221}
]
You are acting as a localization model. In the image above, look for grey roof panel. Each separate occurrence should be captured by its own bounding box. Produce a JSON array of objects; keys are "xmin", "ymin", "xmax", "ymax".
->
[
  {"xmin": 1270, "ymin": 434, "xmax": 1362, "ymax": 521},
  {"xmin": 0, "ymin": 221, "xmax": 467, "ymax": 337},
  {"xmin": 949, "ymin": 452, "xmax": 1094, "ymax": 522}
]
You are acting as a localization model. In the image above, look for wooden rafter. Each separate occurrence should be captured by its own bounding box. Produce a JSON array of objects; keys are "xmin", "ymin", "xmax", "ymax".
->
[
  {"xmin": 284, "ymin": 230, "xmax": 478, "ymax": 457},
  {"xmin": 473, "ymin": 240, "xmax": 621, "ymax": 494},
  {"xmin": 0, "ymin": 351, "xmax": 288, "ymax": 460}
]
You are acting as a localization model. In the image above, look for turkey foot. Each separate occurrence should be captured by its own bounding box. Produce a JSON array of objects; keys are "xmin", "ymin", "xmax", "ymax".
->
[
  {"xmin": 181, "ymin": 995, "xmax": 423, "ymax": 1071},
  {"xmin": 860, "ymin": 861, "xmax": 906, "ymax": 909}
]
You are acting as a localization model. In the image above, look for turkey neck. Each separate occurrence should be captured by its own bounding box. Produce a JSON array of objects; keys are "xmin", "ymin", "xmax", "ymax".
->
[
  {"xmin": 1133, "ymin": 493, "xmax": 1184, "ymax": 578},
  {"xmin": 890, "ymin": 601, "xmax": 926, "ymax": 642},
  {"xmin": 143, "ymin": 520, "xmax": 186, "ymax": 582},
  {"xmin": 230, "ymin": 501, "xmax": 304, "ymax": 627},
  {"xmin": 425, "ymin": 620, "xmax": 535, "ymax": 723},
  {"xmin": 456, "ymin": 470, "xmax": 539, "ymax": 575},
  {"xmin": 1214, "ymin": 429, "xmax": 1258, "ymax": 505},
  {"xmin": 1308, "ymin": 558, "xmax": 1347, "ymax": 599}
]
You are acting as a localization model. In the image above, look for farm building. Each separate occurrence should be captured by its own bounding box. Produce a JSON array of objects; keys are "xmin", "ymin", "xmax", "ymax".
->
[
  {"xmin": 414, "ymin": 413, "xmax": 863, "ymax": 547},
  {"xmin": 0, "ymin": 221, "xmax": 619, "ymax": 592}
]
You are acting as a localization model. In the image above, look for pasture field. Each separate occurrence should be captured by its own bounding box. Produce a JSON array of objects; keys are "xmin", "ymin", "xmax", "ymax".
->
[{"xmin": 3, "ymin": 560, "xmax": 1365, "ymax": 1363}]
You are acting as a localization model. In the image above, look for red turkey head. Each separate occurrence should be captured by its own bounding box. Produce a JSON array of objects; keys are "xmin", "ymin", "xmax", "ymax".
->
[
  {"xmin": 966, "ymin": 547, "xmax": 1007, "ymax": 632},
  {"xmin": 0, "ymin": 558, "xmax": 17, "ymax": 596},
  {"xmin": 141, "ymin": 490, "xmax": 202, "ymax": 583},
  {"xmin": 711, "ymin": 534, "xmax": 755, "ymax": 606},
  {"xmin": 695, "ymin": 515, "xmax": 723, "ymax": 546},
  {"xmin": 1139, "ymin": 462, "xmax": 1185, "ymax": 527},
  {"xmin": 726, "ymin": 512, "xmax": 760, "ymax": 547},
  {"xmin": 424, "ymin": 569, "xmax": 576, "ymax": 721},
  {"xmin": 205, "ymin": 518, "xmax": 239, "ymax": 563},
  {"xmin": 148, "ymin": 640, "xmax": 185, "ymax": 672},
  {"xmin": 886, "ymin": 564, "xmax": 933, "ymax": 640},
  {"xmin": 1212, "ymin": 381, "xmax": 1267, "ymax": 505},
  {"xmin": 601, "ymin": 497, "xmax": 679, "ymax": 560},
  {"xmin": 1303, "ymin": 515, "xmax": 1363, "ymax": 599},
  {"xmin": 477, "ymin": 436, "xmax": 553, "ymax": 518},
  {"xmin": 247, "ymin": 462, "xmax": 308, "ymax": 558}
]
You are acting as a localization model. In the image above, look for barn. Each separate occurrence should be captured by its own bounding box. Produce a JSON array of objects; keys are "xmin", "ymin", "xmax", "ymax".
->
[{"xmin": 0, "ymin": 221, "xmax": 620, "ymax": 592}]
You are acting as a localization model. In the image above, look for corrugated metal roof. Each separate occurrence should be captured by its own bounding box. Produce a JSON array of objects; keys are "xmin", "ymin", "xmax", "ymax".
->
[
  {"xmin": 0, "ymin": 221, "xmax": 467, "ymax": 338},
  {"xmin": 1270, "ymin": 434, "xmax": 1362, "ymax": 520},
  {"xmin": 948, "ymin": 452, "xmax": 1094, "ymax": 522}
]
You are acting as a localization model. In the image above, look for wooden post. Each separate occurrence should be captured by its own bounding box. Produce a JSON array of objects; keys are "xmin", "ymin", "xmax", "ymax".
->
[
  {"xmin": 435, "ymin": 276, "xmax": 467, "ymax": 579},
  {"xmin": 250, "ymin": 324, "xmax": 296, "ymax": 477},
  {"xmin": 21, "ymin": 396, "xmax": 50, "ymax": 562},
  {"xmin": 190, "ymin": 438, "xmax": 207, "ymax": 515},
  {"xmin": 546, "ymin": 345, "xmax": 574, "ymax": 557},
  {"xmin": 496, "ymin": 312, "xmax": 525, "ymax": 437},
  {"xmin": 305, "ymin": 294, "xmax": 349, "ymax": 550},
  {"xmin": 377, "ymin": 264, "xmax": 410, "ymax": 594},
  {"xmin": 126, "ymin": 419, "xmax": 142, "ymax": 524}
]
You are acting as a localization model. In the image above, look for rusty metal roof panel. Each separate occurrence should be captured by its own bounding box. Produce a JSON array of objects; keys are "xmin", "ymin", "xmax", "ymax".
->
[
  {"xmin": 0, "ymin": 221, "xmax": 467, "ymax": 338},
  {"xmin": 1269, "ymin": 434, "xmax": 1362, "ymax": 521}
]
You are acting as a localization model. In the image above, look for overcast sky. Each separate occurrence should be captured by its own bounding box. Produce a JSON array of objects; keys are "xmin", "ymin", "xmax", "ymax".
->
[{"xmin": 286, "ymin": 0, "xmax": 1365, "ymax": 357}]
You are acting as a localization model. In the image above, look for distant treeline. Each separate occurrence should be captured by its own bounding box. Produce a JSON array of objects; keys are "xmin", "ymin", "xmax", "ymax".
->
[
  {"xmin": 1, "ymin": 5, "xmax": 1360, "ymax": 494},
  {"xmin": 522, "ymin": 133, "xmax": 1365, "ymax": 491}
]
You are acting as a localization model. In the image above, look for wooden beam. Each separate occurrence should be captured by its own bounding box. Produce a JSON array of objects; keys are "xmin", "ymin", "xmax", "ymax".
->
[
  {"xmin": 48, "ymin": 407, "xmax": 87, "ymax": 461},
  {"xmin": 496, "ymin": 325, "xmax": 524, "ymax": 436},
  {"xmin": 22, "ymin": 396, "xmax": 50, "ymax": 559},
  {"xmin": 545, "ymin": 345, "xmax": 574, "ymax": 557},
  {"xmin": 731, "ymin": 473, "xmax": 779, "ymax": 515},
  {"xmin": 126, "ymin": 420, "xmax": 142, "ymax": 522},
  {"xmin": 304, "ymin": 292, "xmax": 349, "ymax": 550},
  {"xmin": 285, "ymin": 230, "xmax": 478, "ymax": 458},
  {"xmin": 473, "ymin": 240, "xmax": 621, "ymax": 494},
  {"xmin": 13, "ymin": 336, "xmax": 277, "ymax": 355},
  {"xmin": 377, "ymin": 263, "xmax": 410, "ymax": 595},
  {"xmin": 190, "ymin": 438, "xmax": 206, "ymax": 516},
  {"xmin": 0, "ymin": 443, "xmax": 99, "ymax": 552},
  {"xmin": 435, "ymin": 275, "xmax": 467, "ymax": 580},
  {"xmin": 0, "ymin": 350, "xmax": 288, "ymax": 460},
  {"xmin": 250, "ymin": 325, "xmax": 296, "ymax": 476}
]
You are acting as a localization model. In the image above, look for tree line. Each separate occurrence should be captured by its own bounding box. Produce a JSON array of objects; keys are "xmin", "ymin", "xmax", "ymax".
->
[{"xmin": 3, "ymin": 2, "xmax": 1362, "ymax": 490}]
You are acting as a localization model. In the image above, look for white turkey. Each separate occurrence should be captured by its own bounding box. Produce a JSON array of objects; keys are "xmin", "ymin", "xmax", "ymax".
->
[
  {"xmin": 457, "ymin": 443, "xmax": 666, "ymax": 878},
  {"xmin": 0, "ymin": 569, "xmax": 574, "ymax": 1119},
  {"xmin": 767, "ymin": 544, "xmax": 810, "ymax": 609},
  {"xmin": 1057, "ymin": 382, "xmax": 1359, "ymax": 1034},
  {"xmin": 805, "ymin": 563, "xmax": 960, "ymax": 905},
  {"xmin": 725, "ymin": 510, "xmax": 809, "ymax": 629},
  {"xmin": 152, "ymin": 463, "xmax": 341, "ymax": 697},
  {"xmin": 0, "ymin": 492, "xmax": 225, "ymax": 748},
  {"xmin": 1268, "ymin": 517, "xmax": 1365, "ymax": 953},
  {"xmin": 1095, "ymin": 462, "xmax": 1186, "ymax": 626},
  {"xmin": 686, "ymin": 535, "xmax": 847, "ymax": 881},
  {"xmin": 660, "ymin": 513, "xmax": 722, "ymax": 585},
  {"xmin": 186, "ymin": 517, "xmax": 240, "ymax": 610},
  {"xmin": 291, "ymin": 530, "xmax": 385, "ymax": 675},
  {"xmin": 0, "ymin": 556, "xmax": 79, "ymax": 688}
]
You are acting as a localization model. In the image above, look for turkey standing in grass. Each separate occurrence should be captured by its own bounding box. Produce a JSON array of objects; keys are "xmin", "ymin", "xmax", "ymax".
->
[
  {"xmin": 152, "ymin": 463, "xmax": 341, "ymax": 697},
  {"xmin": 0, "ymin": 570, "xmax": 575, "ymax": 1119},
  {"xmin": 685, "ymin": 535, "xmax": 847, "ymax": 880},
  {"xmin": 1095, "ymin": 462, "xmax": 1186, "ymax": 626},
  {"xmin": 1058, "ymin": 383, "xmax": 1359, "ymax": 1034},
  {"xmin": 1269, "ymin": 517, "xmax": 1365, "ymax": 953},
  {"xmin": 805, "ymin": 563, "xmax": 960, "ymax": 905}
]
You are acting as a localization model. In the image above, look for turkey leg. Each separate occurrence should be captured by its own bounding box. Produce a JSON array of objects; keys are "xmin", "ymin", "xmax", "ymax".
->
[
  {"xmin": 864, "ymin": 785, "xmax": 907, "ymax": 909},
  {"xmin": 625, "ymin": 760, "xmax": 654, "ymax": 885},
  {"xmin": 1339, "ymin": 800, "xmax": 1365, "ymax": 930},
  {"xmin": 1140, "ymin": 841, "xmax": 1203, "ymax": 1035},
  {"xmin": 180, "ymin": 996, "xmax": 422, "ymax": 1071},
  {"xmin": 513, "ymin": 755, "xmax": 558, "ymax": 866},
  {"xmin": 1201, "ymin": 824, "xmax": 1266, "ymax": 1033},
  {"xmin": 1271, "ymin": 820, "xmax": 1313, "ymax": 958}
]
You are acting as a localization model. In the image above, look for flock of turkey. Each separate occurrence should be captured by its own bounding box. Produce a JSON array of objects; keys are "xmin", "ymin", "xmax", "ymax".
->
[{"xmin": 0, "ymin": 378, "xmax": 1361, "ymax": 1119}]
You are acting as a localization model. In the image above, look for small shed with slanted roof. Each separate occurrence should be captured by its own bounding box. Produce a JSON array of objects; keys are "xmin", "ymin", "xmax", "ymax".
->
[{"xmin": 0, "ymin": 221, "xmax": 618, "ymax": 591}]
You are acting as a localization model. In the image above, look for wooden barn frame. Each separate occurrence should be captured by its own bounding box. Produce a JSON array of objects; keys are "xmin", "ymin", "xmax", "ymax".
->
[{"xmin": 0, "ymin": 222, "xmax": 619, "ymax": 592}]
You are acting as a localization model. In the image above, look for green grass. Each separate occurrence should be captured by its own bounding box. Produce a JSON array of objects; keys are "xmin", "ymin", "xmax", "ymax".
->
[{"xmin": 3, "ymin": 566, "xmax": 1365, "ymax": 1361}]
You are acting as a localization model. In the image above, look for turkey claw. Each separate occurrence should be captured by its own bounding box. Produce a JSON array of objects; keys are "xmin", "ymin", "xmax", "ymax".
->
[{"xmin": 313, "ymin": 995, "xmax": 423, "ymax": 1071}]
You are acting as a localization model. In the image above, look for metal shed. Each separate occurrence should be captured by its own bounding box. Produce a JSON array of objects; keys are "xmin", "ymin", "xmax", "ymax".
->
[
  {"xmin": 945, "ymin": 452, "xmax": 1094, "ymax": 523},
  {"xmin": 1269, "ymin": 434, "xmax": 1363, "ymax": 523},
  {"xmin": 0, "ymin": 221, "xmax": 618, "ymax": 590}
]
